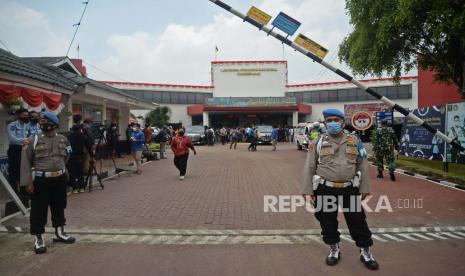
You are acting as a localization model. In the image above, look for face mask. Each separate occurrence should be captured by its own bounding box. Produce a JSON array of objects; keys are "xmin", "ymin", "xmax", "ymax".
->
[
  {"xmin": 20, "ymin": 117, "xmax": 29, "ymax": 123},
  {"xmin": 30, "ymin": 118, "xmax": 39, "ymax": 124},
  {"xmin": 326, "ymin": 122, "xmax": 342, "ymax": 135},
  {"xmin": 133, "ymin": 128, "xmax": 138, "ymax": 131},
  {"xmin": 40, "ymin": 122, "xmax": 55, "ymax": 132}
]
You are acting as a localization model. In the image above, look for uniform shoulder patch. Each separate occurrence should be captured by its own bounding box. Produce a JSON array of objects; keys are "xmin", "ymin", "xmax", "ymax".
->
[{"xmin": 347, "ymin": 134, "xmax": 357, "ymax": 145}]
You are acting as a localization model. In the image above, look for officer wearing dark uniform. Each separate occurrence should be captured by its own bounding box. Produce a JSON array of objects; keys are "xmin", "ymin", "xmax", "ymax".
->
[
  {"xmin": 303, "ymin": 108, "xmax": 379, "ymax": 270},
  {"xmin": 7, "ymin": 108, "xmax": 30, "ymax": 192},
  {"xmin": 67, "ymin": 114, "xmax": 92, "ymax": 193},
  {"xmin": 20, "ymin": 112, "xmax": 76, "ymax": 254}
]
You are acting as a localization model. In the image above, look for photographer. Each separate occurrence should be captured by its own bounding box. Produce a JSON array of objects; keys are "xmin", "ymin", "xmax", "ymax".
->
[
  {"xmin": 107, "ymin": 120, "xmax": 122, "ymax": 158},
  {"xmin": 67, "ymin": 114, "xmax": 92, "ymax": 193}
]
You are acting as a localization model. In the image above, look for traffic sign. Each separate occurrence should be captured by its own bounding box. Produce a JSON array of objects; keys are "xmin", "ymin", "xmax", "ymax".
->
[
  {"xmin": 271, "ymin": 12, "xmax": 301, "ymax": 36},
  {"xmin": 351, "ymin": 111, "xmax": 373, "ymax": 131},
  {"xmin": 247, "ymin": 6, "xmax": 272, "ymax": 26},
  {"xmin": 294, "ymin": 33, "xmax": 328, "ymax": 59}
]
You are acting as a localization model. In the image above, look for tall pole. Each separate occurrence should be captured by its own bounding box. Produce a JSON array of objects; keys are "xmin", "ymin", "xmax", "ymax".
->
[{"xmin": 208, "ymin": 0, "xmax": 465, "ymax": 152}]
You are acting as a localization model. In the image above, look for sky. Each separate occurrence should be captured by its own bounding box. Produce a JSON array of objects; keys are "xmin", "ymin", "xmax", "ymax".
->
[{"xmin": 0, "ymin": 0, "xmax": 408, "ymax": 86}]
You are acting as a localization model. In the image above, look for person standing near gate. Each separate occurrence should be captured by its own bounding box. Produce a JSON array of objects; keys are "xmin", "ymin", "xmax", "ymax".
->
[
  {"xmin": 21, "ymin": 111, "xmax": 76, "ymax": 254},
  {"xmin": 271, "ymin": 125, "xmax": 279, "ymax": 151},
  {"xmin": 7, "ymin": 107, "xmax": 30, "ymax": 193},
  {"xmin": 302, "ymin": 108, "xmax": 378, "ymax": 270},
  {"xmin": 130, "ymin": 123, "xmax": 145, "ymax": 174},
  {"xmin": 372, "ymin": 119, "xmax": 399, "ymax": 181},
  {"xmin": 171, "ymin": 128, "xmax": 196, "ymax": 180},
  {"xmin": 28, "ymin": 111, "xmax": 42, "ymax": 137},
  {"xmin": 67, "ymin": 114, "xmax": 92, "ymax": 193}
]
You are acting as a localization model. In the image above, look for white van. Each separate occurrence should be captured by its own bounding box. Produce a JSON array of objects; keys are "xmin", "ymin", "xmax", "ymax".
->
[
  {"xmin": 294, "ymin": 122, "xmax": 311, "ymax": 150},
  {"xmin": 294, "ymin": 122, "xmax": 326, "ymax": 150}
]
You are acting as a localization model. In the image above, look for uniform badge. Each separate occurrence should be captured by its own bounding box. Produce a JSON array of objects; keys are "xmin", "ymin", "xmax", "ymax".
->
[{"xmin": 347, "ymin": 135, "xmax": 356, "ymax": 145}]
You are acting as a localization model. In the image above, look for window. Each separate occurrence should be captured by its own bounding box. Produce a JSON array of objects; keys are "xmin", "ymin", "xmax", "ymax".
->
[
  {"xmin": 162, "ymin": 92, "xmax": 170, "ymax": 103},
  {"xmin": 187, "ymin": 93, "xmax": 196, "ymax": 104},
  {"xmin": 386, "ymin": 86, "xmax": 397, "ymax": 99},
  {"xmin": 328, "ymin": 90, "xmax": 338, "ymax": 102},
  {"xmin": 319, "ymin": 90, "xmax": 329, "ymax": 102},
  {"xmin": 346, "ymin": 89, "xmax": 357, "ymax": 101},
  {"xmin": 398, "ymin": 85, "xmax": 411, "ymax": 99},
  {"xmin": 152, "ymin": 91, "xmax": 161, "ymax": 103},
  {"xmin": 179, "ymin": 93, "xmax": 187, "ymax": 104},
  {"xmin": 303, "ymin": 92, "xmax": 312, "ymax": 103},
  {"xmin": 143, "ymin": 91, "xmax": 152, "ymax": 100},
  {"xmin": 195, "ymin": 93, "xmax": 204, "ymax": 103},
  {"xmin": 171, "ymin": 92, "xmax": 179, "ymax": 104},
  {"xmin": 310, "ymin": 92, "xmax": 319, "ymax": 103}
]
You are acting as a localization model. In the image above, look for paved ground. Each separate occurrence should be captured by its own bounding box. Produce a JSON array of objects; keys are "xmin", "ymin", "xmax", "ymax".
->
[{"xmin": 1, "ymin": 142, "xmax": 465, "ymax": 275}]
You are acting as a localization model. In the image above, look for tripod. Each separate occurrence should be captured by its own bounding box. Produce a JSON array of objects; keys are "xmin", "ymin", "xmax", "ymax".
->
[{"xmin": 85, "ymin": 132, "xmax": 118, "ymax": 192}]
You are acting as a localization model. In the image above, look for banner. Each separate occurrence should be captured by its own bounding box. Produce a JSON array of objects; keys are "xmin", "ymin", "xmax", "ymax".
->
[
  {"xmin": 344, "ymin": 103, "xmax": 392, "ymax": 124},
  {"xmin": 446, "ymin": 102, "xmax": 465, "ymax": 164},
  {"xmin": 400, "ymin": 105, "xmax": 446, "ymax": 160}
]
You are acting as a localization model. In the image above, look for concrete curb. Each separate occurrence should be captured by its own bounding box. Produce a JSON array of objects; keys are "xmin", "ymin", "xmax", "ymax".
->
[{"xmin": 369, "ymin": 163, "xmax": 465, "ymax": 192}]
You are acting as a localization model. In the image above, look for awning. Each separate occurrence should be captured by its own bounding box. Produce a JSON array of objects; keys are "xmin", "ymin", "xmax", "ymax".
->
[{"xmin": 0, "ymin": 81, "xmax": 63, "ymax": 112}]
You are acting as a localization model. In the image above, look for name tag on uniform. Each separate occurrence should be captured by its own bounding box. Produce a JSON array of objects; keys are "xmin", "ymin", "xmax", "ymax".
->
[{"xmin": 321, "ymin": 147, "xmax": 334, "ymax": 156}]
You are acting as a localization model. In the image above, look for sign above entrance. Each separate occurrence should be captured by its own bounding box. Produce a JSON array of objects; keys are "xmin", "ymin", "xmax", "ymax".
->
[
  {"xmin": 206, "ymin": 97, "xmax": 297, "ymax": 107},
  {"xmin": 351, "ymin": 111, "xmax": 373, "ymax": 131},
  {"xmin": 247, "ymin": 6, "xmax": 272, "ymax": 26},
  {"xmin": 271, "ymin": 12, "xmax": 301, "ymax": 36},
  {"xmin": 294, "ymin": 34, "xmax": 328, "ymax": 59}
]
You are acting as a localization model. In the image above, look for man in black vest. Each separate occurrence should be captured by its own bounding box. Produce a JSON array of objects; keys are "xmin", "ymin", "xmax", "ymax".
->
[{"xmin": 67, "ymin": 114, "xmax": 92, "ymax": 193}]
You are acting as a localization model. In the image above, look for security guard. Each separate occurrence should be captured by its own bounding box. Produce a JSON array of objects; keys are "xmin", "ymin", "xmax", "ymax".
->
[
  {"xmin": 20, "ymin": 111, "xmax": 76, "ymax": 254},
  {"xmin": 372, "ymin": 119, "xmax": 399, "ymax": 181},
  {"xmin": 7, "ymin": 107, "xmax": 30, "ymax": 192},
  {"xmin": 302, "ymin": 108, "xmax": 379, "ymax": 270}
]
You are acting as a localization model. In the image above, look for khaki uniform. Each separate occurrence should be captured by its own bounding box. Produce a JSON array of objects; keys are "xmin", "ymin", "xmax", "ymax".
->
[
  {"xmin": 20, "ymin": 131, "xmax": 71, "ymax": 235},
  {"xmin": 302, "ymin": 132, "xmax": 373, "ymax": 248},
  {"xmin": 302, "ymin": 133, "xmax": 371, "ymax": 195}
]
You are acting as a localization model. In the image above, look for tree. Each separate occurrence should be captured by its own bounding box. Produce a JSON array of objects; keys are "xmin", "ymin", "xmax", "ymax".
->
[
  {"xmin": 145, "ymin": 106, "xmax": 171, "ymax": 127},
  {"xmin": 338, "ymin": 0, "xmax": 465, "ymax": 98}
]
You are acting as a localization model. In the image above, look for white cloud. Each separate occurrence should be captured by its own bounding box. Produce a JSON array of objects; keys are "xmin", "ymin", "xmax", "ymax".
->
[
  {"xmin": 94, "ymin": 0, "xmax": 355, "ymax": 84},
  {"xmin": 0, "ymin": 2, "xmax": 69, "ymax": 56}
]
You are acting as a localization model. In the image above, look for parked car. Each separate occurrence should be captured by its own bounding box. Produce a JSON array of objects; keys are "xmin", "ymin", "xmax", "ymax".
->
[
  {"xmin": 185, "ymin": 125, "xmax": 206, "ymax": 144},
  {"xmin": 256, "ymin": 125, "xmax": 273, "ymax": 145}
]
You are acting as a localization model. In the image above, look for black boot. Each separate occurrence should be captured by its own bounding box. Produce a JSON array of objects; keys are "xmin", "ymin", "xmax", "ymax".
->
[
  {"xmin": 377, "ymin": 170, "xmax": 383, "ymax": 178},
  {"xmin": 325, "ymin": 243, "xmax": 341, "ymax": 266},
  {"xmin": 390, "ymin": 171, "xmax": 396, "ymax": 181},
  {"xmin": 53, "ymin": 226, "xmax": 76, "ymax": 244},
  {"xmin": 34, "ymin": 234, "xmax": 47, "ymax": 254},
  {"xmin": 360, "ymin": 247, "xmax": 379, "ymax": 270}
]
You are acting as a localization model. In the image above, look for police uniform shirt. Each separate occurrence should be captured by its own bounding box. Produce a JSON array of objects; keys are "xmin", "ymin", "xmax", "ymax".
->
[
  {"xmin": 20, "ymin": 131, "xmax": 71, "ymax": 187},
  {"xmin": 7, "ymin": 120, "xmax": 29, "ymax": 145},
  {"xmin": 302, "ymin": 133, "xmax": 371, "ymax": 195}
]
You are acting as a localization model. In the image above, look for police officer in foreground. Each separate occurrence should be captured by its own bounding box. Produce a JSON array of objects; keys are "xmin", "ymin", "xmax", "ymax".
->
[
  {"xmin": 303, "ymin": 108, "xmax": 379, "ymax": 270},
  {"xmin": 372, "ymin": 119, "xmax": 399, "ymax": 181},
  {"xmin": 20, "ymin": 112, "xmax": 76, "ymax": 254}
]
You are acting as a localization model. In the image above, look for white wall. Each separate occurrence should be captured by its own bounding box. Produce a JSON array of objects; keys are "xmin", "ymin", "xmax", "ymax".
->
[
  {"xmin": 132, "ymin": 104, "xmax": 192, "ymax": 126},
  {"xmin": 212, "ymin": 62, "xmax": 287, "ymax": 97}
]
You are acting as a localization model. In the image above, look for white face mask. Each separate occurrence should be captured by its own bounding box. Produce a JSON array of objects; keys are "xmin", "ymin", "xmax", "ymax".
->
[{"xmin": 133, "ymin": 128, "xmax": 138, "ymax": 131}]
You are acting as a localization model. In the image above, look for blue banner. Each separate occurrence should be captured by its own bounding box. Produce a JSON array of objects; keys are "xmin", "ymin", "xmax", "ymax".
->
[
  {"xmin": 446, "ymin": 102, "xmax": 465, "ymax": 164},
  {"xmin": 400, "ymin": 105, "xmax": 446, "ymax": 160},
  {"xmin": 271, "ymin": 12, "xmax": 300, "ymax": 36}
]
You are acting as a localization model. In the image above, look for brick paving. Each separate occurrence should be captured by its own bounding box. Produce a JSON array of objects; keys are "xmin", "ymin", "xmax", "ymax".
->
[{"xmin": 3, "ymin": 142, "xmax": 465, "ymax": 230}]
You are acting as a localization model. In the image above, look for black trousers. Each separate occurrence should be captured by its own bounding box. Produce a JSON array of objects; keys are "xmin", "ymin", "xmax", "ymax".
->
[
  {"xmin": 30, "ymin": 174, "xmax": 67, "ymax": 235},
  {"xmin": 314, "ymin": 185, "xmax": 373, "ymax": 248},
  {"xmin": 174, "ymin": 154, "xmax": 189, "ymax": 176},
  {"xmin": 7, "ymin": 145, "xmax": 22, "ymax": 192},
  {"xmin": 67, "ymin": 156, "xmax": 85, "ymax": 189}
]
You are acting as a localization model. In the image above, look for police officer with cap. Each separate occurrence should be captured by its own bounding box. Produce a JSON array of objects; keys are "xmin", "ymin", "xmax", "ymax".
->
[
  {"xmin": 20, "ymin": 111, "xmax": 76, "ymax": 254},
  {"xmin": 303, "ymin": 108, "xmax": 379, "ymax": 270}
]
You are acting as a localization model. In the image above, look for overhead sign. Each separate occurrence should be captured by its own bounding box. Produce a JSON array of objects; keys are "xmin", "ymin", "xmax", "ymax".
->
[
  {"xmin": 247, "ymin": 6, "xmax": 272, "ymax": 26},
  {"xmin": 375, "ymin": 111, "xmax": 393, "ymax": 128},
  {"xmin": 271, "ymin": 12, "xmax": 301, "ymax": 36},
  {"xmin": 351, "ymin": 111, "xmax": 373, "ymax": 131},
  {"xmin": 206, "ymin": 97, "xmax": 297, "ymax": 107},
  {"xmin": 294, "ymin": 33, "xmax": 328, "ymax": 59}
]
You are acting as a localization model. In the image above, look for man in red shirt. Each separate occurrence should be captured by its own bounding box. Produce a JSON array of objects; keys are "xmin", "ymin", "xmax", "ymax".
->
[{"xmin": 170, "ymin": 128, "xmax": 196, "ymax": 180}]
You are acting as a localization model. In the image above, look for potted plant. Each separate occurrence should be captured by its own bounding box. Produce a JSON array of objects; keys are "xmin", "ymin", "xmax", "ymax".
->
[
  {"xmin": 91, "ymin": 106, "xmax": 102, "ymax": 115},
  {"xmin": 5, "ymin": 98, "xmax": 22, "ymax": 113},
  {"xmin": 115, "ymin": 113, "xmax": 123, "ymax": 121},
  {"xmin": 64, "ymin": 111, "xmax": 74, "ymax": 117}
]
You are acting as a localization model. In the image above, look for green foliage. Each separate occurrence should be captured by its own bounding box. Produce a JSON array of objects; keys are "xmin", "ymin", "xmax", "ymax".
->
[
  {"xmin": 145, "ymin": 106, "xmax": 171, "ymax": 127},
  {"xmin": 339, "ymin": 0, "xmax": 465, "ymax": 97}
]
